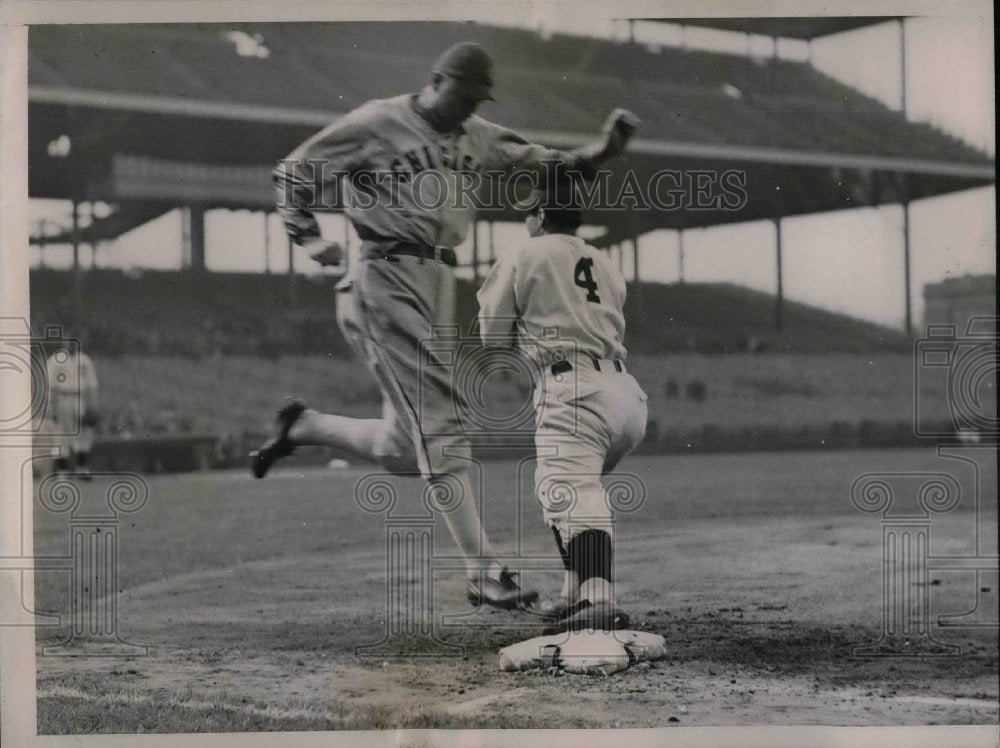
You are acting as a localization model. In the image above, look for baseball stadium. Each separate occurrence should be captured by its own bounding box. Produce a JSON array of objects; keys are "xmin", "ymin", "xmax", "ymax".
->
[{"xmin": 11, "ymin": 15, "xmax": 998, "ymax": 734}]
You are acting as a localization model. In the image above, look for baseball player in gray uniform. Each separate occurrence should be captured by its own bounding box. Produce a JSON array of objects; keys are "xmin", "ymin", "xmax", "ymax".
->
[
  {"xmin": 252, "ymin": 42, "xmax": 639, "ymax": 610},
  {"xmin": 477, "ymin": 176, "xmax": 648, "ymax": 631}
]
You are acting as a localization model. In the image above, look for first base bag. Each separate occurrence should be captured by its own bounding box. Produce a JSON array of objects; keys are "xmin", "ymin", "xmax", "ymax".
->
[{"xmin": 499, "ymin": 630, "xmax": 667, "ymax": 675}]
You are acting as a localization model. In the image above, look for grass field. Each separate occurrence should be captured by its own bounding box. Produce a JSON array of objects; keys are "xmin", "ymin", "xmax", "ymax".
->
[{"xmin": 33, "ymin": 447, "xmax": 998, "ymax": 732}]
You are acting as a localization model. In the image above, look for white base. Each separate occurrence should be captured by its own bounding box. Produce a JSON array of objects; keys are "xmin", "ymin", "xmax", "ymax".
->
[{"xmin": 498, "ymin": 629, "xmax": 667, "ymax": 675}]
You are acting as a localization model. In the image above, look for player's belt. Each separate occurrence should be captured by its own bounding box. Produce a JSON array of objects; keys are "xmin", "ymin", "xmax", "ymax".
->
[
  {"xmin": 551, "ymin": 356, "xmax": 625, "ymax": 376},
  {"xmin": 362, "ymin": 241, "xmax": 457, "ymax": 267}
]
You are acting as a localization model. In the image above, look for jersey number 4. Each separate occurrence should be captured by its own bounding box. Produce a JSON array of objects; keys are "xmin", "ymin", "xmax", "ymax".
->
[{"xmin": 574, "ymin": 258, "xmax": 601, "ymax": 303}]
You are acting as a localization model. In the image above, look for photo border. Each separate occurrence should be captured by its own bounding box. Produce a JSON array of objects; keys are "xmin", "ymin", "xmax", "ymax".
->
[{"xmin": 1, "ymin": 1, "xmax": 995, "ymax": 747}]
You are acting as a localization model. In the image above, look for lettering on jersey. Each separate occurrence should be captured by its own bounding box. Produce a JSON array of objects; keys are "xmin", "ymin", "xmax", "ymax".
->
[
  {"xmin": 384, "ymin": 145, "xmax": 481, "ymax": 179},
  {"xmin": 422, "ymin": 145, "xmax": 436, "ymax": 169},
  {"xmin": 403, "ymin": 149, "xmax": 426, "ymax": 175},
  {"xmin": 574, "ymin": 257, "xmax": 601, "ymax": 303}
]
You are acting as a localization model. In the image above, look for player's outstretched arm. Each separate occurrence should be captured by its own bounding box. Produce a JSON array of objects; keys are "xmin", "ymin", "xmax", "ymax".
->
[
  {"xmin": 570, "ymin": 108, "xmax": 641, "ymax": 175},
  {"xmin": 481, "ymin": 108, "xmax": 640, "ymax": 180}
]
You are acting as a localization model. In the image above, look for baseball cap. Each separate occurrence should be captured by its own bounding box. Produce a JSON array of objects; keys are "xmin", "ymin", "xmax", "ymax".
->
[
  {"xmin": 529, "ymin": 168, "xmax": 584, "ymax": 228},
  {"xmin": 434, "ymin": 42, "xmax": 496, "ymax": 101}
]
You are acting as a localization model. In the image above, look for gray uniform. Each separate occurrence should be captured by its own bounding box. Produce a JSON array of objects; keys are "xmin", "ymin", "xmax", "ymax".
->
[{"xmin": 276, "ymin": 94, "xmax": 593, "ymax": 478}]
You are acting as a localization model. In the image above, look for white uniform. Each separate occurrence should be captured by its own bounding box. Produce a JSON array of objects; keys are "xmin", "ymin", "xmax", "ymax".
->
[
  {"xmin": 46, "ymin": 349, "xmax": 98, "ymax": 456},
  {"xmin": 477, "ymin": 234, "xmax": 648, "ymax": 542}
]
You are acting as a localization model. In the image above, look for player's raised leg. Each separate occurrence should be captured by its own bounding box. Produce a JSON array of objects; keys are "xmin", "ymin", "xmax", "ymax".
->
[
  {"xmin": 253, "ymin": 403, "xmax": 532, "ymax": 605},
  {"xmin": 252, "ymin": 257, "xmax": 538, "ymax": 609},
  {"xmin": 251, "ymin": 278, "xmax": 421, "ymax": 476},
  {"xmin": 252, "ymin": 396, "xmax": 420, "ymax": 475}
]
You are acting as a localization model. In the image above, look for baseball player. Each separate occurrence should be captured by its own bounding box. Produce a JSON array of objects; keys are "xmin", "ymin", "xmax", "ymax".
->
[
  {"xmin": 46, "ymin": 338, "xmax": 99, "ymax": 480},
  {"xmin": 252, "ymin": 42, "xmax": 639, "ymax": 610},
  {"xmin": 476, "ymin": 175, "xmax": 648, "ymax": 632}
]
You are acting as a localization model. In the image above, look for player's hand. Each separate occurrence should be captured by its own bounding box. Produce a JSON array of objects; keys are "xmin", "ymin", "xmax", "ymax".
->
[
  {"xmin": 304, "ymin": 238, "xmax": 345, "ymax": 269},
  {"xmin": 602, "ymin": 108, "xmax": 641, "ymax": 157}
]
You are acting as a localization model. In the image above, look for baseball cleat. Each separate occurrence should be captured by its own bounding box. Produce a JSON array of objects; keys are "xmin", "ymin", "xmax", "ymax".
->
[
  {"xmin": 467, "ymin": 568, "xmax": 539, "ymax": 610},
  {"xmin": 538, "ymin": 596, "xmax": 576, "ymax": 621},
  {"xmin": 543, "ymin": 600, "xmax": 630, "ymax": 634},
  {"xmin": 249, "ymin": 399, "xmax": 307, "ymax": 479}
]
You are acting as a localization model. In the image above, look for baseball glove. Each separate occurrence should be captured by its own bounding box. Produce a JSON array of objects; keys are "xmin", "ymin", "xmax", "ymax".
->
[
  {"xmin": 305, "ymin": 238, "xmax": 344, "ymax": 268},
  {"xmin": 603, "ymin": 108, "xmax": 641, "ymax": 157}
]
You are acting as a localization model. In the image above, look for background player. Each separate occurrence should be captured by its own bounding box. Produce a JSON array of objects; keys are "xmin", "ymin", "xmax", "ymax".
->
[
  {"xmin": 252, "ymin": 42, "xmax": 639, "ymax": 610},
  {"xmin": 46, "ymin": 335, "xmax": 99, "ymax": 479},
  {"xmin": 476, "ymin": 174, "xmax": 648, "ymax": 631}
]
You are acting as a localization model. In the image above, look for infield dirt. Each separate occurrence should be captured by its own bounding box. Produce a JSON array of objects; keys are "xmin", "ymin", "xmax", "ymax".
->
[{"xmin": 33, "ymin": 448, "xmax": 998, "ymax": 731}]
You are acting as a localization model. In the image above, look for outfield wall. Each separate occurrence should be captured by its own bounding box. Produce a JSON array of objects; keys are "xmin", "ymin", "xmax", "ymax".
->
[{"xmin": 48, "ymin": 418, "xmax": 964, "ymax": 475}]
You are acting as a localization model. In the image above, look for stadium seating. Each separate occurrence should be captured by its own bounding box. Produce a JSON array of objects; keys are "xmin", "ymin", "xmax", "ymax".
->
[
  {"xmin": 30, "ymin": 267, "xmax": 951, "ymax": 467},
  {"xmin": 28, "ymin": 23, "xmax": 986, "ymax": 163},
  {"xmin": 30, "ymin": 268, "xmax": 909, "ymax": 359},
  {"xmin": 25, "ymin": 24, "xmax": 987, "ymax": 469}
]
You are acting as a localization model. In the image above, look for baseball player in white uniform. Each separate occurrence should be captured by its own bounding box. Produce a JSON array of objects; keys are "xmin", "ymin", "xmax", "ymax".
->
[
  {"xmin": 46, "ymin": 342, "xmax": 99, "ymax": 479},
  {"xmin": 476, "ymin": 176, "xmax": 648, "ymax": 631},
  {"xmin": 251, "ymin": 42, "xmax": 639, "ymax": 610}
]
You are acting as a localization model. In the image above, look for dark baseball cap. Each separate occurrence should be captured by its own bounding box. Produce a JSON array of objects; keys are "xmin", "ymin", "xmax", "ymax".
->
[
  {"xmin": 434, "ymin": 42, "xmax": 496, "ymax": 101},
  {"xmin": 529, "ymin": 167, "xmax": 584, "ymax": 229}
]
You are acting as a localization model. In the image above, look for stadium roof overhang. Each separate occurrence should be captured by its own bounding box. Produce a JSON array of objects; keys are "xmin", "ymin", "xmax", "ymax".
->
[
  {"xmin": 27, "ymin": 20, "xmax": 995, "ymax": 246},
  {"xmin": 636, "ymin": 17, "xmax": 903, "ymax": 40},
  {"xmin": 29, "ymin": 89, "xmax": 995, "ymax": 246}
]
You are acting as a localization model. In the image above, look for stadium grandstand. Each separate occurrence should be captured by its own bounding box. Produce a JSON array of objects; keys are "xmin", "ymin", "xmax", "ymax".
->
[
  {"xmin": 24, "ymin": 20, "xmax": 995, "ymax": 466},
  {"xmin": 923, "ymin": 274, "xmax": 997, "ymax": 328},
  {"xmin": 28, "ymin": 20, "xmax": 994, "ymax": 336}
]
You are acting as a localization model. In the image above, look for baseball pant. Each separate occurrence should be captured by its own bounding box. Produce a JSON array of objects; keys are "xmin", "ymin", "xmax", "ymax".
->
[
  {"xmin": 533, "ymin": 362, "xmax": 648, "ymax": 542},
  {"xmin": 335, "ymin": 246, "xmax": 472, "ymax": 479},
  {"xmin": 49, "ymin": 390, "xmax": 94, "ymax": 456}
]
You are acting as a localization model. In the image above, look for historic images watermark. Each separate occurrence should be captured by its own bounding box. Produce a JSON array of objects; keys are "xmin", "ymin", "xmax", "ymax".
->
[
  {"xmin": 0, "ymin": 319, "xmax": 79, "ymax": 437},
  {"xmin": 3, "ymin": 469, "xmax": 150, "ymax": 657},
  {"xmin": 851, "ymin": 451, "xmax": 998, "ymax": 658},
  {"xmin": 852, "ymin": 318, "xmax": 998, "ymax": 657},
  {"xmin": 350, "ymin": 415, "xmax": 648, "ymax": 659},
  {"xmin": 275, "ymin": 160, "xmax": 749, "ymax": 214},
  {"xmin": 913, "ymin": 316, "xmax": 998, "ymax": 442},
  {"xmin": 0, "ymin": 318, "xmax": 149, "ymax": 655},
  {"xmin": 419, "ymin": 322, "xmax": 582, "ymax": 439},
  {"xmin": 31, "ymin": 471, "xmax": 150, "ymax": 656}
]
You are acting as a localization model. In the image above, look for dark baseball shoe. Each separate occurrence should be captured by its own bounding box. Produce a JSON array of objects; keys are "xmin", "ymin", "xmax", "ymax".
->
[
  {"xmin": 543, "ymin": 600, "xmax": 630, "ymax": 634},
  {"xmin": 250, "ymin": 399, "xmax": 307, "ymax": 479},
  {"xmin": 467, "ymin": 568, "xmax": 539, "ymax": 610}
]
